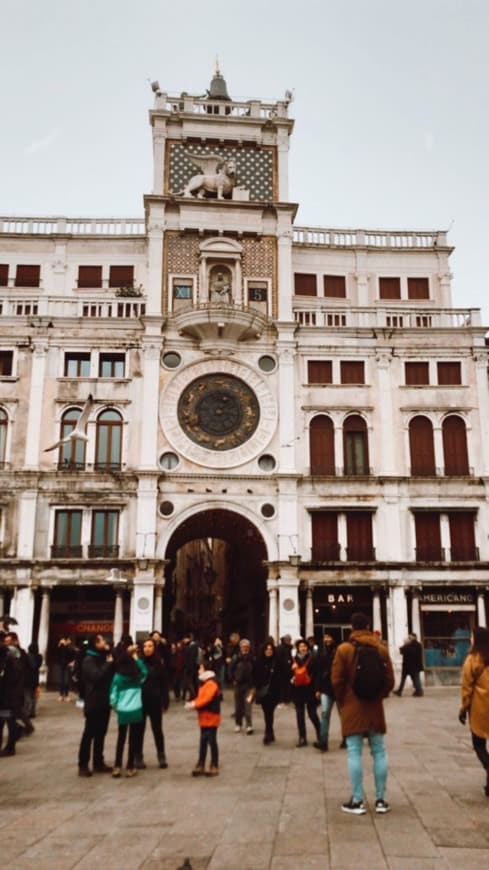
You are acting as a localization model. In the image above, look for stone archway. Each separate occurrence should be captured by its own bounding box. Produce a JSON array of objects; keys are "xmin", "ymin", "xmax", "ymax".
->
[{"xmin": 163, "ymin": 508, "xmax": 268, "ymax": 647}]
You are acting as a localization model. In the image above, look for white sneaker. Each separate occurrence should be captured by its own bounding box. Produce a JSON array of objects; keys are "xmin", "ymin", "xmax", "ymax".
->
[
  {"xmin": 341, "ymin": 798, "xmax": 366, "ymax": 815},
  {"xmin": 234, "ymin": 725, "xmax": 241, "ymax": 733},
  {"xmin": 246, "ymin": 726, "xmax": 254, "ymax": 735}
]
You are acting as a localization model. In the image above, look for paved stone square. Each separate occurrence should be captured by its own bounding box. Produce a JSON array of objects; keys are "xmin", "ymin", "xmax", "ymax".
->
[{"xmin": 1, "ymin": 688, "xmax": 488, "ymax": 869}]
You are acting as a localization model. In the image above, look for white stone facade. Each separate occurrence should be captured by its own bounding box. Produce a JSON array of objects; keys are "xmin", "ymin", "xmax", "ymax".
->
[{"xmin": 0, "ymin": 78, "xmax": 488, "ymax": 682}]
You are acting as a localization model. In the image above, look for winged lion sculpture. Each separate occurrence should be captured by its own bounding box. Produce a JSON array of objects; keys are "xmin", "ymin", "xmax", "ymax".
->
[{"xmin": 177, "ymin": 153, "xmax": 237, "ymax": 199}]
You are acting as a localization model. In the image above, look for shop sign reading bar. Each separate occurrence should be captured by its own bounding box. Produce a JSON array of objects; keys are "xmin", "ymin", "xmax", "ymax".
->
[{"xmin": 326, "ymin": 593, "xmax": 354, "ymax": 604}]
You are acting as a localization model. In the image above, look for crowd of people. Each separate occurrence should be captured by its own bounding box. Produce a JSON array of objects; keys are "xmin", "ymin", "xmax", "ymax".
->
[{"xmin": 1, "ymin": 616, "xmax": 489, "ymax": 813}]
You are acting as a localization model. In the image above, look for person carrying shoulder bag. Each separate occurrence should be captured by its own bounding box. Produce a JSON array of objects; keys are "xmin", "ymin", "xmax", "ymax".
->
[{"xmin": 459, "ymin": 626, "xmax": 489, "ymax": 797}]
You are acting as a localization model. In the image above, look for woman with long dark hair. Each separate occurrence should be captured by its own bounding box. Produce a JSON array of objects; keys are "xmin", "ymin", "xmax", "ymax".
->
[
  {"xmin": 253, "ymin": 640, "xmax": 282, "ymax": 744},
  {"xmin": 137, "ymin": 637, "xmax": 169, "ymax": 769},
  {"xmin": 459, "ymin": 626, "xmax": 489, "ymax": 796},
  {"xmin": 110, "ymin": 643, "xmax": 147, "ymax": 778}
]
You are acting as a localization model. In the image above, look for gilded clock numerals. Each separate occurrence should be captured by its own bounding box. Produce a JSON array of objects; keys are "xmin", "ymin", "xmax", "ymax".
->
[{"xmin": 178, "ymin": 374, "xmax": 260, "ymax": 451}]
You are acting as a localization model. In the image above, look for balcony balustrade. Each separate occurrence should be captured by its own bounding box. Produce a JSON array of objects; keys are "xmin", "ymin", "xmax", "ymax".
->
[
  {"xmin": 50, "ymin": 545, "xmax": 83, "ymax": 559},
  {"xmin": 293, "ymin": 304, "xmax": 479, "ymax": 330},
  {"xmin": 88, "ymin": 544, "xmax": 120, "ymax": 559}
]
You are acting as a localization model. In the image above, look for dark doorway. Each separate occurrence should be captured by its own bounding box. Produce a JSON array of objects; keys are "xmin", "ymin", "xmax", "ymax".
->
[{"xmin": 164, "ymin": 509, "xmax": 267, "ymax": 648}]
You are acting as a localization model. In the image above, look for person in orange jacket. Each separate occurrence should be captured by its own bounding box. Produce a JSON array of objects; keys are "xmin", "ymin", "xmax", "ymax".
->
[{"xmin": 185, "ymin": 659, "xmax": 221, "ymax": 777}]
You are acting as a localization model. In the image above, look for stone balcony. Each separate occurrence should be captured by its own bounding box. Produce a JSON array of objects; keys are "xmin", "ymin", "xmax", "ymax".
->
[{"xmin": 172, "ymin": 301, "xmax": 270, "ymax": 344}]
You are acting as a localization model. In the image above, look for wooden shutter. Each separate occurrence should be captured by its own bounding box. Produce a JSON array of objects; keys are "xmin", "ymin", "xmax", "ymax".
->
[
  {"xmin": 405, "ymin": 362, "xmax": 429, "ymax": 385},
  {"xmin": 346, "ymin": 512, "xmax": 373, "ymax": 560},
  {"xmin": 15, "ymin": 264, "xmax": 40, "ymax": 287},
  {"xmin": 414, "ymin": 513, "xmax": 441, "ymax": 560},
  {"xmin": 310, "ymin": 415, "xmax": 335, "ymax": 475},
  {"xmin": 409, "ymin": 416, "xmax": 436, "ymax": 475},
  {"xmin": 311, "ymin": 512, "xmax": 339, "ymax": 560},
  {"xmin": 109, "ymin": 265, "xmax": 134, "ymax": 288},
  {"xmin": 448, "ymin": 512, "xmax": 476, "ymax": 560},
  {"xmin": 323, "ymin": 275, "xmax": 346, "ymax": 298},
  {"xmin": 437, "ymin": 362, "xmax": 461, "ymax": 385},
  {"xmin": 294, "ymin": 273, "xmax": 317, "ymax": 296},
  {"xmin": 340, "ymin": 361, "xmax": 365, "ymax": 384},
  {"xmin": 379, "ymin": 277, "xmax": 401, "ymax": 299},
  {"xmin": 442, "ymin": 415, "xmax": 469, "ymax": 475},
  {"xmin": 407, "ymin": 277, "xmax": 429, "ymax": 299},
  {"xmin": 0, "ymin": 264, "xmax": 8, "ymax": 286},
  {"xmin": 78, "ymin": 265, "xmax": 102, "ymax": 288},
  {"xmin": 307, "ymin": 361, "xmax": 332, "ymax": 384}
]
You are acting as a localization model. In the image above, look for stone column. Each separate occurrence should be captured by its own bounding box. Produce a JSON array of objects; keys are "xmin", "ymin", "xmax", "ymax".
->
[
  {"xmin": 477, "ymin": 591, "xmax": 487, "ymax": 628},
  {"xmin": 277, "ymin": 564, "xmax": 300, "ymax": 640},
  {"xmin": 372, "ymin": 589, "xmax": 382, "ymax": 633},
  {"xmin": 38, "ymin": 589, "xmax": 51, "ymax": 686},
  {"xmin": 338, "ymin": 513, "xmax": 347, "ymax": 561},
  {"xmin": 8, "ymin": 587, "xmax": 17, "ymax": 620},
  {"xmin": 15, "ymin": 586, "xmax": 35, "ymax": 650},
  {"xmin": 440, "ymin": 514, "xmax": 450, "ymax": 561},
  {"xmin": 473, "ymin": 353, "xmax": 489, "ymax": 475},
  {"xmin": 277, "ymin": 334, "xmax": 297, "ymax": 473},
  {"xmin": 387, "ymin": 585, "xmax": 408, "ymax": 673},
  {"xmin": 277, "ymin": 128, "xmax": 290, "ymax": 201},
  {"xmin": 139, "ymin": 341, "xmax": 161, "ymax": 471},
  {"xmin": 130, "ymin": 571, "xmax": 155, "ymax": 639},
  {"xmin": 277, "ymin": 231, "xmax": 293, "ymax": 320},
  {"xmin": 152, "ymin": 130, "xmax": 167, "ymax": 195},
  {"xmin": 146, "ymin": 219, "xmax": 164, "ymax": 315},
  {"xmin": 24, "ymin": 340, "xmax": 48, "ymax": 469},
  {"xmin": 375, "ymin": 351, "xmax": 395, "ymax": 475},
  {"xmin": 0, "ymin": 591, "xmax": 4, "ymax": 620},
  {"xmin": 305, "ymin": 586, "xmax": 314, "ymax": 638},
  {"xmin": 267, "ymin": 578, "xmax": 278, "ymax": 642},
  {"xmin": 17, "ymin": 490, "xmax": 38, "ymax": 560},
  {"xmin": 334, "ymin": 425, "xmax": 343, "ymax": 476},
  {"xmin": 153, "ymin": 584, "xmax": 164, "ymax": 634},
  {"xmin": 433, "ymin": 426, "xmax": 444, "ymax": 475},
  {"xmin": 113, "ymin": 589, "xmax": 124, "ymax": 644},
  {"xmin": 411, "ymin": 589, "xmax": 422, "ymax": 639}
]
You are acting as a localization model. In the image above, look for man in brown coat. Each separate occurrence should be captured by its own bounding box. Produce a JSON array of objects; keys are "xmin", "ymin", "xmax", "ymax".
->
[{"xmin": 331, "ymin": 612, "xmax": 395, "ymax": 815}]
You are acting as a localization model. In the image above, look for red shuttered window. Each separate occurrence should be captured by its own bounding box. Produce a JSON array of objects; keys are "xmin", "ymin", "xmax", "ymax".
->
[
  {"xmin": 307, "ymin": 361, "xmax": 332, "ymax": 384},
  {"xmin": 15, "ymin": 265, "xmax": 40, "ymax": 287},
  {"xmin": 0, "ymin": 264, "xmax": 8, "ymax": 286},
  {"xmin": 324, "ymin": 275, "xmax": 346, "ymax": 298},
  {"xmin": 379, "ymin": 277, "xmax": 401, "ymax": 300},
  {"xmin": 109, "ymin": 265, "xmax": 134, "ymax": 288},
  {"xmin": 415, "ymin": 513, "xmax": 442, "ymax": 560},
  {"xmin": 78, "ymin": 266, "xmax": 103, "ymax": 288},
  {"xmin": 340, "ymin": 361, "xmax": 365, "ymax": 384},
  {"xmin": 311, "ymin": 512, "xmax": 339, "ymax": 561},
  {"xmin": 442, "ymin": 415, "xmax": 469, "ymax": 475},
  {"xmin": 448, "ymin": 512, "xmax": 477, "ymax": 561},
  {"xmin": 405, "ymin": 362, "xmax": 429, "ymax": 385},
  {"xmin": 294, "ymin": 273, "xmax": 317, "ymax": 296},
  {"xmin": 310, "ymin": 415, "xmax": 335, "ymax": 475},
  {"xmin": 409, "ymin": 416, "xmax": 436, "ymax": 475},
  {"xmin": 408, "ymin": 277, "xmax": 429, "ymax": 300},
  {"xmin": 346, "ymin": 512, "xmax": 374, "ymax": 560},
  {"xmin": 437, "ymin": 362, "xmax": 461, "ymax": 385}
]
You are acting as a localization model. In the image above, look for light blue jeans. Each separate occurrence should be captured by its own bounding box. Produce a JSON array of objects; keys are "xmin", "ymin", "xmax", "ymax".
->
[
  {"xmin": 346, "ymin": 732, "xmax": 388, "ymax": 803},
  {"xmin": 319, "ymin": 693, "xmax": 334, "ymax": 744}
]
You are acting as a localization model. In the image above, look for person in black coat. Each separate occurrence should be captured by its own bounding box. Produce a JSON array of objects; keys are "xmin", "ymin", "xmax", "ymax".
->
[
  {"xmin": 291, "ymin": 638, "xmax": 321, "ymax": 747},
  {"xmin": 253, "ymin": 640, "xmax": 283, "ymax": 744},
  {"xmin": 26, "ymin": 642, "xmax": 43, "ymax": 719},
  {"xmin": 138, "ymin": 637, "xmax": 169, "ymax": 769},
  {"xmin": 394, "ymin": 633, "xmax": 424, "ymax": 697},
  {"xmin": 231, "ymin": 639, "xmax": 255, "ymax": 734},
  {"xmin": 0, "ymin": 634, "xmax": 24, "ymax": 756},
  {"xmin": 314, "ymin": 633, "xmax": 337, "ymax": 751},
  {"xmin": 276, "ymin": 634, "xmax": 293, "ymax": 703},
  {"xmin": 77, "ymin": 633, "xmax": 114, "ymax": 776}
]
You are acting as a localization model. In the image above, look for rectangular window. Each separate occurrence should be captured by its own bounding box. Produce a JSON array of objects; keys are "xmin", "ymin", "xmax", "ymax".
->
[
  {"xmin": 172, "ymin": 281, "xmax": 193, "ymax": 299},
  {"xmin": 408, "ymin": 277, "xmax": 430, "ymax": 300},
  {"xmin": 379, "ymin": 277, "xmax": 401, "ymax": 300},
  {"xmin": 99, "ymin": 353, "xmax": 125, "ymax": 378},
  {"xmin": 294, "ymin": 273, "xmax": 317, "ymax": 296},
  {"xmin": 323, "ymin": 275, "xmax": 346, "ymax": 298},
  {"xmin": 15, "ymin": 264, "xmax": 40, "ymax": 287},
  {"xmin": 448, "ymin": 512, "xmax": 477, "ymax": 561},
  {"xmin": 248, "ymin": 283, "xmax": 268, "ymax": 302},
  {"xmin": 109, "ymin": 265, "xmax": 134, "ymax": 288},
  {"xmin": 340, "ymin": 360, "xmax": 365, "ymax": 384},
  {"xmin": 311, "ymin": 512, "xmax": 340, "ymax": 561},
  {"xmin": 89, "ymin": 510, "xmax": 120, "ymax": 558},
  {"xmin": 52, "ymin": 510, "xmax": 83, "ymax": 558},
  {"xmin": 346, "ymin": 512, "xmax": 374, "ymax": 560},
  {"xmin": 307, "ymin": 360, "xmax": 332, "ymax": 384},
  {"xmin": 405, "ymin": 362, "xmax": 430, "ymax": 386},
  {"xmin": 64, "ymin": 352, "xmax": 91, "ymax": 378},
  {"xmin": 0, "ymin": 351, "xmax": 13, "ymax": 377},
  {"xmin": 78, "ymin": 266, "xmax": 102, "ymax": 288},
  {"xmin": 414, "ymin": 512, "xmax": 442, "ymax": 561},
  {"xmin": 437, "ymin": 361, "xmax": 461, "ymax": 385},
  {"xmin": 0, "ymin": 264, "xmax": 8, "ymax": 286}
]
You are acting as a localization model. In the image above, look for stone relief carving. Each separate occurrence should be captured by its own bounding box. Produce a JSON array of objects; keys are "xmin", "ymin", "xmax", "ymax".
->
[{"xmin": 178, "ymin": 154, "xmax": 237, "ymax": 199}]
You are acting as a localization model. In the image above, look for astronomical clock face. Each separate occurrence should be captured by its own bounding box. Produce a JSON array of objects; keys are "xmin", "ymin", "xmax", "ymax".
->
[
  {"xmin": 160, "ymin": 359, "xmax": 277, "ymax": 469},
  {"xmin": 178, "ymin": 374, "xmax": 260, "ymax": 451}
]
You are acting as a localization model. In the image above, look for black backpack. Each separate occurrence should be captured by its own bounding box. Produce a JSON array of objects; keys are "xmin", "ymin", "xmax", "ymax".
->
[{"xmin": 350, "ymin": 641, "xmax": 386, "ymax": 701}]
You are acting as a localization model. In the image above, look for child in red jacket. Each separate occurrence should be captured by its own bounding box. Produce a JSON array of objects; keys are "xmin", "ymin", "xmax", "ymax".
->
[{"xmin": 185, "ymin": 660, "xmax": 221, "ymax": 777}]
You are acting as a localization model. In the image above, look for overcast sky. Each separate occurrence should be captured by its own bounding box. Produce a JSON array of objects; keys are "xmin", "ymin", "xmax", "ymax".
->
[{"xmin": 1, "ymin": 0, "xmax": 488, "ymax": 320}]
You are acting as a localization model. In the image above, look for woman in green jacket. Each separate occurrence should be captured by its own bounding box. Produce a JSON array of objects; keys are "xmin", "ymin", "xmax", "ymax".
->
[{"xmin": 110, "ymin": 644, "xmax": 147, "ymax": 777}]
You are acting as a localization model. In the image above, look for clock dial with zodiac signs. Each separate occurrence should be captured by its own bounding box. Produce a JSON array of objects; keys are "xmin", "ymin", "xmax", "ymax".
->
[{"xmin": 177, "ymin": 374, "xmax": 260, "ymax": 451}]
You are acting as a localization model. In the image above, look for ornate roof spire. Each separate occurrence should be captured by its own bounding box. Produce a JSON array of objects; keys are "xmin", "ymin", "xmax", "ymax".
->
[{"xmin": 208, "ymin": 61, "xmax": 231, "ymax": 101}]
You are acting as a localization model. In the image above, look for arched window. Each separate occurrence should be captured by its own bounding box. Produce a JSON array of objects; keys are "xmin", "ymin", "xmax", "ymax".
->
[
  {"xmin": 442, "ymin": 415, "xmax": 469, "ymax": 475},
  {"xmin": 343, "ymin": 415, "xmax": 369, "ymax": 475},
  {"xmin": 409, "ymin": 415, "xmax": 435, "ymax": 476},
  {"xmin": 0, "ymin": 408, "xmax": 7, "ymax": 465},
  {"xmin": 95, "ymin": 409, "xmax": 122, "ymax": 470},
  {"xmin": 310, "ymin": 415, "xmax": 335, "ymax": 475},
  {"xmin": 59, "ymin": 408, "xmax": 86, "ymax": 470}
]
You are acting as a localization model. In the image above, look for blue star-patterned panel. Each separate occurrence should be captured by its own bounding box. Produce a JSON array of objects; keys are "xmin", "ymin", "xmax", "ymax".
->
[{"xmin": 167, "ymin": 143, "xmax": 275, "ymax": 201}]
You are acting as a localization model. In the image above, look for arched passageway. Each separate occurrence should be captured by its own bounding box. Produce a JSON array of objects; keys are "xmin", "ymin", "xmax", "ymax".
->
[{"xmin": 164, "ymin": 509, "xmax": 268, "ymax": 648}]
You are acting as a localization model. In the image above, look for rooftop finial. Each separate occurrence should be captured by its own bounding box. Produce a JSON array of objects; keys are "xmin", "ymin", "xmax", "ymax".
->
[
  {"xmin": 208, "ymin": 63, "xmax": 231, "ymax": 101},
  {"xmin": 215, "ymin": 55, "xmax": 220, "ymax": 76}
]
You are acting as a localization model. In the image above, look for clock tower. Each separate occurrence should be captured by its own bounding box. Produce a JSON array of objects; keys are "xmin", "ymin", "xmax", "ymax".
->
[{"xmin": 144, "ymin": 70, "xmax": 300, "ymax": 642}]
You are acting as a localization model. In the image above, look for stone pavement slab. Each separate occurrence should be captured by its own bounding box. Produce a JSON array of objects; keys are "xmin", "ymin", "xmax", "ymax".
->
[{"xmin": 1, "ymin": 687, "xmax": 488, "ymax": 869}]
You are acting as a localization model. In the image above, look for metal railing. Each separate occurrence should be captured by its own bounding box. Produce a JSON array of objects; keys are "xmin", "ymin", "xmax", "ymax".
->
[
  {"xmin": 415, "ymin": 547, "xmax": 446, "ymax": 562},
  {"xmin": 50, "ymin": 545, "xmax": 83, "ymax": 559},
  {"xmin": 88, "ymin": 544, "xmax": 120, "ymax": 559}
]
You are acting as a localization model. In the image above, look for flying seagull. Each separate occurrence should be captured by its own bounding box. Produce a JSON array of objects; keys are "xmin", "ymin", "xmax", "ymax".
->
[{"xmin": 44, "ymin": 394, "xmax": 94, "ymax": 452}]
